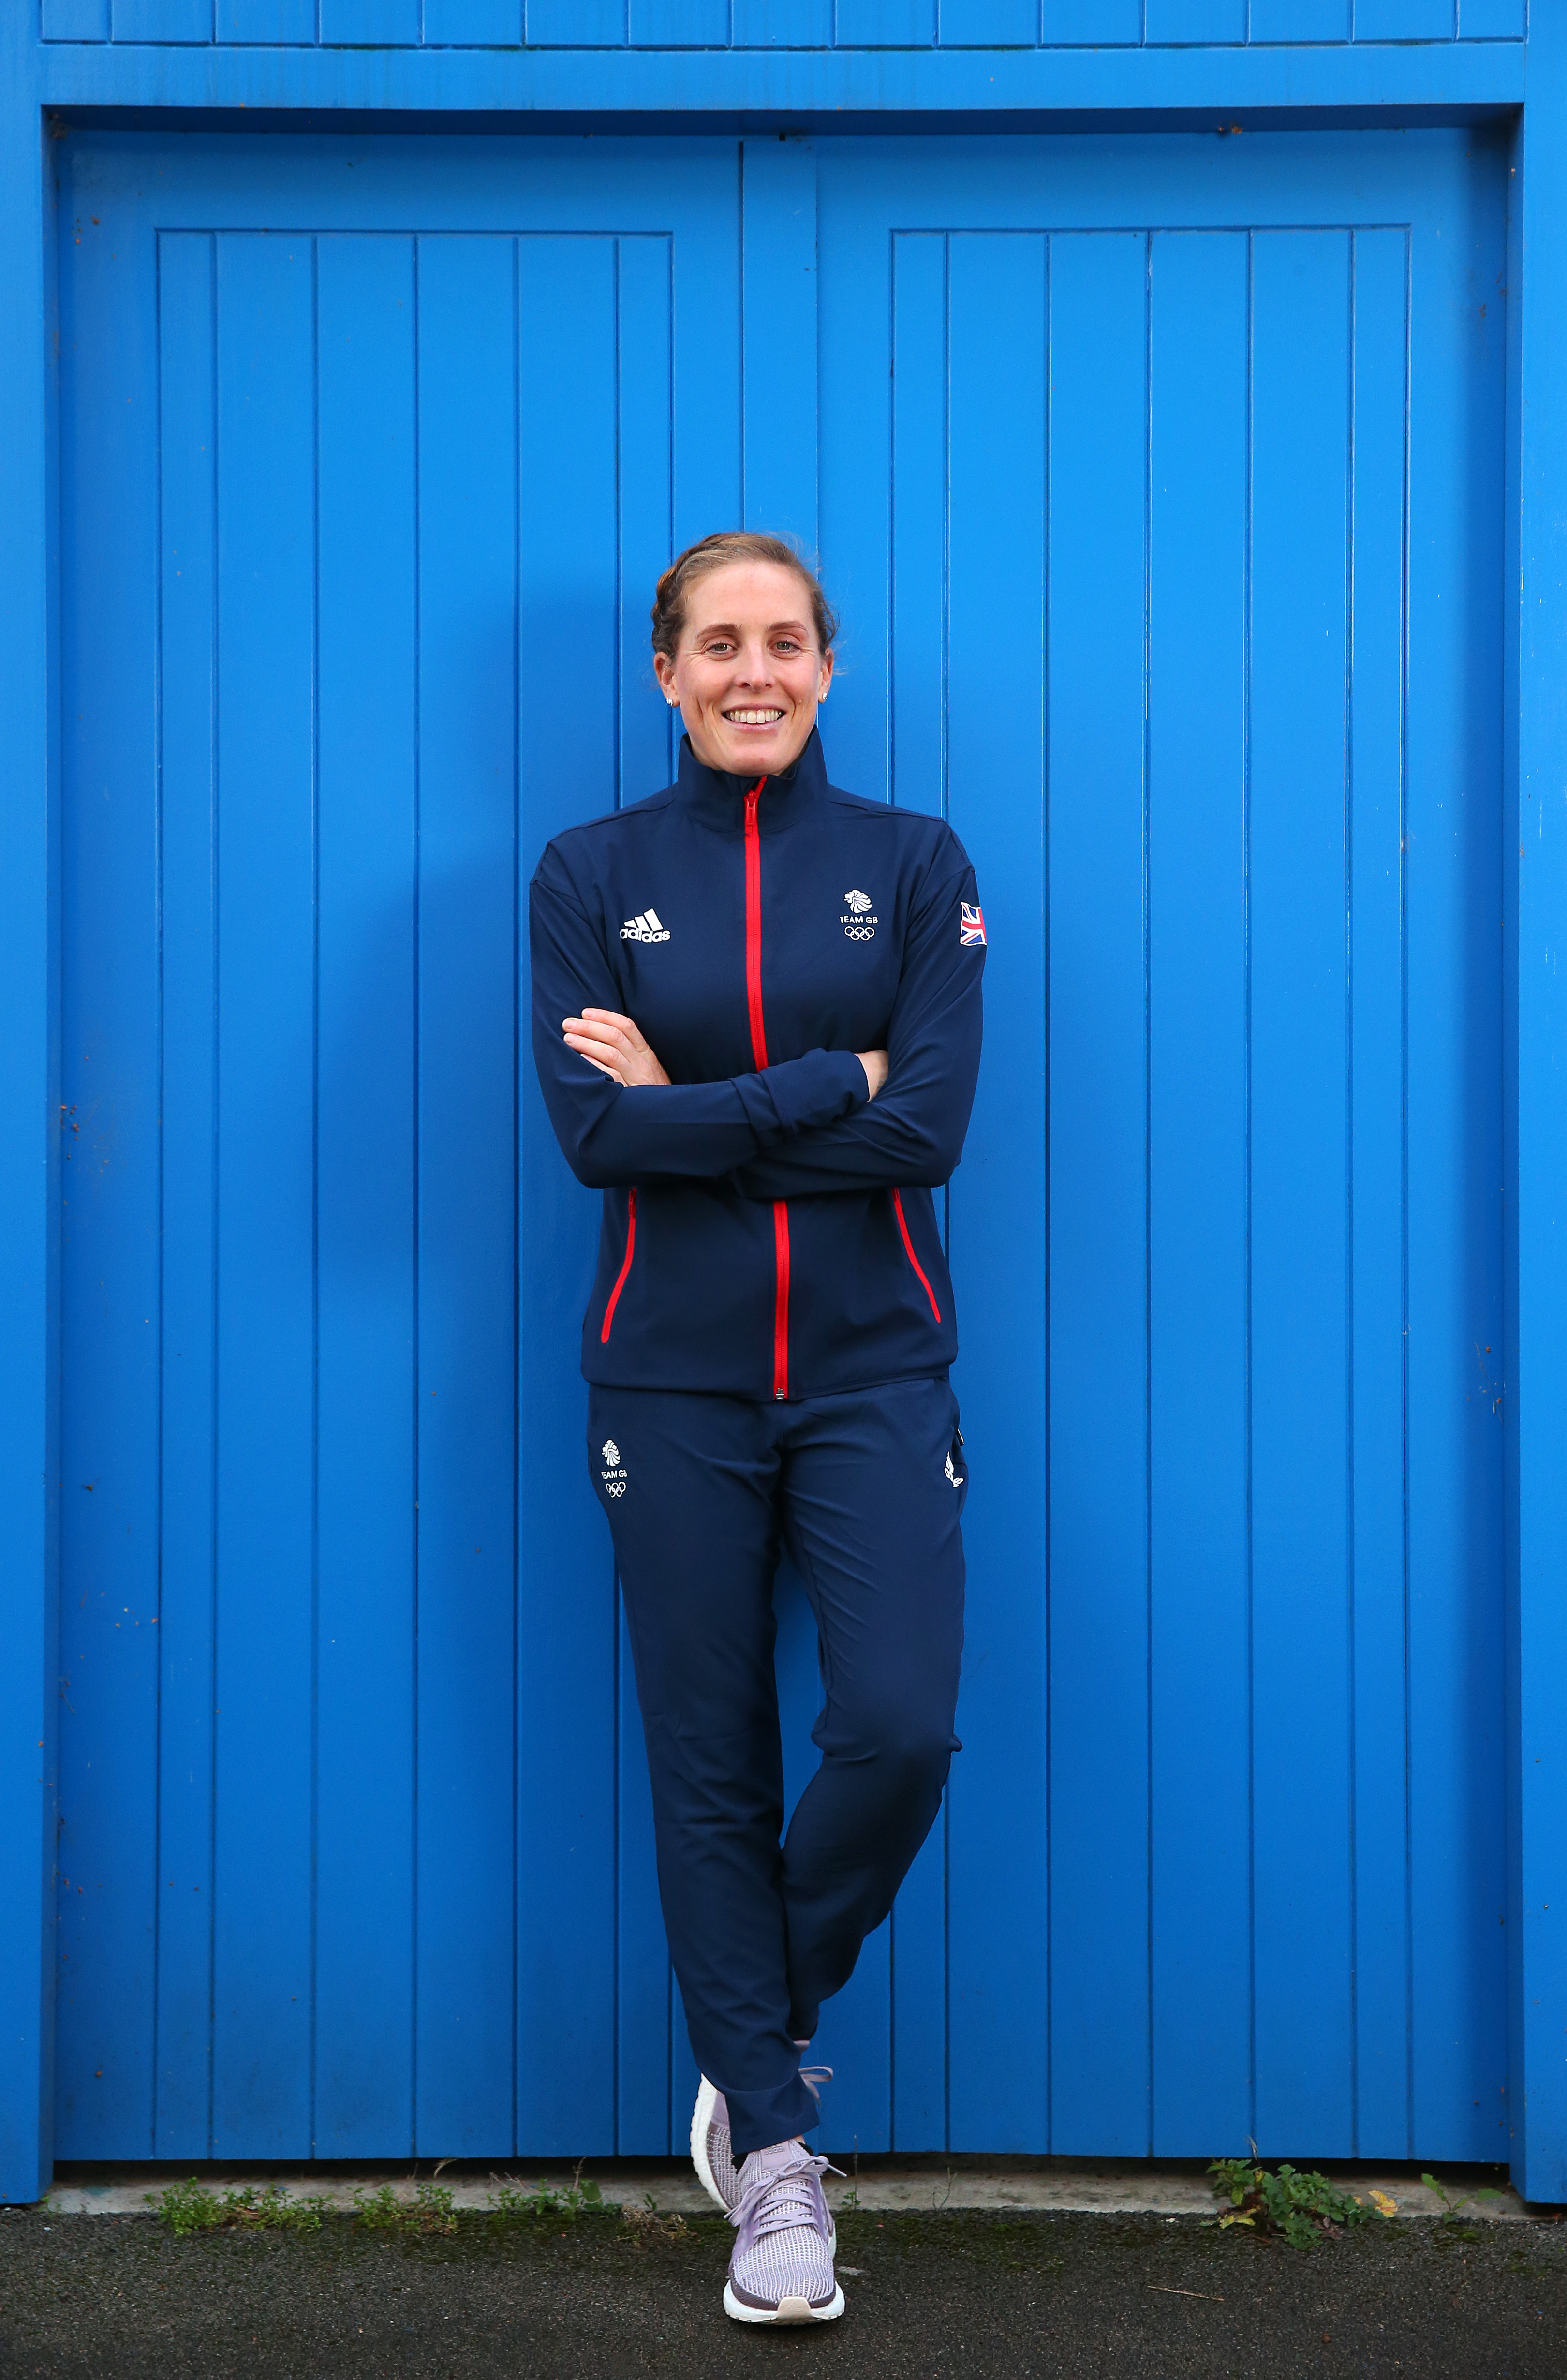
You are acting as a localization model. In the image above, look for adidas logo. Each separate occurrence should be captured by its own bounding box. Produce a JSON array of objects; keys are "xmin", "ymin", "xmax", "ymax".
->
[{"xmin": 620, "ymin": 907, "xmax": 670, "ymax": 944}]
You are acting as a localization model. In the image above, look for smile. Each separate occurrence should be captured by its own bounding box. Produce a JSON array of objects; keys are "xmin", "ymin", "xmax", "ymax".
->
[{"xmin": 723, "ymin": 707, "xmax": 786, "ymax": 725}]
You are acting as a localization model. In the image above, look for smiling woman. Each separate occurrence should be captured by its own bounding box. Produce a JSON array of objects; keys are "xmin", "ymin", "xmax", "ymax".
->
[
  {"xmin": 649, "ymin": 529, "xmax": 838, "ymax": 774},
  {"xmin": 530, "ymin": 528, "xmax": 986, "ymax": 2330}
]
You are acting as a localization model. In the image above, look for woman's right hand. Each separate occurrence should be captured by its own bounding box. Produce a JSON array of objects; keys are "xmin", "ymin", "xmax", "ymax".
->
[{"xmin": 857, "ymin": 1050, "xmax": 889, "ymax": 1101}]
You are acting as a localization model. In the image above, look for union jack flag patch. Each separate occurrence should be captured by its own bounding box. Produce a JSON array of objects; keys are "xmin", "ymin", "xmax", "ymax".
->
[{"xmin": 960, "ymin": 902, "xmax": 987, "ymax": 947}]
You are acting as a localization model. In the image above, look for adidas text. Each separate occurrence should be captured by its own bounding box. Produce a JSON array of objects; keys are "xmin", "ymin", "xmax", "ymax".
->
[{"xmin": 621, "ymin": 907, "xmax": 670, "ymax": 944}]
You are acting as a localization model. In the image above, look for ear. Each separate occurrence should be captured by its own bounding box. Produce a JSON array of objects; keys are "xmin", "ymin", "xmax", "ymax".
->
[
  {"xmin": 653, "ymin": 649, "xmax": 679, "ymax": 706},
  {"xmin": 817, "ymin": 648, "xmax": 835, "ymax": 702}
]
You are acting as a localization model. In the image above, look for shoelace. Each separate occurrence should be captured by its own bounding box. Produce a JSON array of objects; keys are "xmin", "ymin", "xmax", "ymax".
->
[{"xmin": 729, "ymin": 2149, "xmax": 843, "ymax": 2256}]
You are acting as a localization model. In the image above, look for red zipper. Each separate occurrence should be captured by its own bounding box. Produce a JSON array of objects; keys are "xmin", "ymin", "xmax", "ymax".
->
[
  {"xmin": 744, "ymin": 777, "xmax": 790, "ymax": 1400},
  {"xmin": 892, "ymin": 1187, "xmax": 942, "ymax": 1323},
  {"xmin": 600, "ymin": 1187, "xmax": 637, "ymax": 1344}
]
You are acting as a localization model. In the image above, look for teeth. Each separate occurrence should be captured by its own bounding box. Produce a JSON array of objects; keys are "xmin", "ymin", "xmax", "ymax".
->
[{"xmin": 725, "ymin": 708, "xmax": 784, "ymax": 724}]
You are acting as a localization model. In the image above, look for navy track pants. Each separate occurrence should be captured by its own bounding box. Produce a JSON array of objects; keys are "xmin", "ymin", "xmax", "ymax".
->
[{"xmin": 588, "ymin": 1375, "xmax": 967, "ymax": 2156}]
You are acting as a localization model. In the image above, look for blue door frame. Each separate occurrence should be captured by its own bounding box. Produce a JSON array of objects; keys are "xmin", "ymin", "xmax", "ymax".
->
[{"xmin": 3, "ymin": 8, "xmax": 1566, "ymax": 2210}]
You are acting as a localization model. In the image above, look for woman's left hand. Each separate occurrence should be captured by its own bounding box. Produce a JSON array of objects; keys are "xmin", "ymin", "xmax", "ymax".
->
[{"xmin": 562, "ymin": 1008, "xmax": 671, "ymax": 1088}]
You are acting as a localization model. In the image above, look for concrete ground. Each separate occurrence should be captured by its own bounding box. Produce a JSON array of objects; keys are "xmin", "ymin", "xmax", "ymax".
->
[{"xmin": 3, "ymin": 2163, "xmax": 1566, "ymax": 2379}]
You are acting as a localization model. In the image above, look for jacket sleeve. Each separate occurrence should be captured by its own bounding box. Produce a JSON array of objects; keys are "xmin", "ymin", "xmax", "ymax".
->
[
  {"xmin": 530, "ymin": 866, "xmax": 868, "ymax": 1191},
  {"xmin": 724, "ymin": 851, "xmax": 984, "ymax": 1200}
]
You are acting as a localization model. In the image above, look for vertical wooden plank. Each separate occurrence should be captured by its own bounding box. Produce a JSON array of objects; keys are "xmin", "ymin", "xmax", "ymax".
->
[
  {"xmin": 834, "ymin": 0, "xmax": 936, "ymax": 38},
  {"xmin": 614, "ymin": 234, "xmax": 676, "ymax": 2154},
  {"xmin": 1249, "ymin": 227, "xmax": 1353, "ymax": 2158},
  {"xmin": 154, "ymin": 231, "xmax": 220, "ymax": 2160},
  {"xmin": 1252, "ymin": 0, "xmax": 1351, "ymax": 36},
  {"xmin": 1347, "ymin": 226, "xmax": 1414, "ymax": 2160},
  {"xmin": 423, "ymin": 0, "xmax": 523, "ymax": 37},
  {"xmin": 937, "ymin": 0, "xmax": 1036, "ymax": 40},
  {"xmin": 1508, "ymin": 17, "xmax": 1567, "ymax": 2203},
  {"xmin": 1033, "ymin": 1, "xmax": 1141, "ymax": 37},
  {"xmin": 318, "ymin": 0, "xmax": 420, "ymax": 40},
  {"xmin": 891, "ymin": 233, "xmax": 946, "ymax": 827},
  {"xmin": 414, "ymin": 233, "xmax": 518, "ymax": 2157},
  {"xmin": 1459, "ymin": 0, "xmax": 1524, "ymax": 35},
  {"xmin": 1046, "ymin": 229, "xmax": 1151, "ymax": 2157},
  {"xmin": 617, "ymin": 1603, "xmax": 668, "ymax": 2153},
  {"xmin": 887, "ymin": 227, "xmax": 949, "ymax": 2146},
  {"xmin": 742, "ymin": 138, "xmax": 817, "ymax": 553},
  {"xmin": 618, "ymin": 239, "xmax": 676, "ymax": 817},
  {"xmin": 54, "ymin": 155, "xmax": 162, "ymax": 2167},
  {"xmin": 1405, "ymin": 151, "xmax": 1507, "ymax": 2163},
  {"xmin": 945, "ymin": 230, "xmax": 1048, "ymax": 2152},
  {"xmin": 1147, "ymin": 228, "xmax": 1252, "ymax": 2158},
  {"xmin": 733, "ymin": 0, "xmax": 834, "ymax": 41},
  {"xmin": 814, "ymin": 144, "xmax": 893, "ymax": 806},
  {"xmin": 630, "ymin": 0, "xmax": 729, "ymax": 39},
  {"xmin": 110, "ymin": 0, "xmax": 213, "ymax": 36},
  {"xmin": 313, "ymin": 233, "xmax": 418, "ymax": 2158},
  {"xmin": 515, "ymin": 230, "xmax": 621, "ymax": 2154},
  {"xmin": 0, "ymin": 0, "xmax": 59, "ymax": 2212},
  {"xmin": 210, "ymin": 231, "xmax": 316, "ymax": 2158},
  {"xmin": 525, "ymin": 0, "xmax": 626, "ymax": 39},
  {"xmin": 1144, "ymin": 0, "xmax": 1247, "ymax": 36},
  {"xmin": 216, "ymin": 1, "xmax": 316, "ymax": 40},
  {"xmin": 1353, "ymin": 0, "xmax": 1454, "ymax": 38},
  {"xmin": 670, "ymin": 154, "xmax": 743, "ymax": 560},
  {"xmin": 42, "ymin": 0, "xmax": 112, "ymax": 38}
]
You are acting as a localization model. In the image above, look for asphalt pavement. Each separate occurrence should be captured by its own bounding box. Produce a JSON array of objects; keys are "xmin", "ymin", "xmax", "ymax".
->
[{"xmin": 2, "ymin": 2201, "xmax": 1565, "ymax": 2380}]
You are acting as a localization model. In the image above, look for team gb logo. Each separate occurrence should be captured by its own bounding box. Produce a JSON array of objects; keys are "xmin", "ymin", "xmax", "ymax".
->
[
  {"xmin": 841, "ymin": 888, "xmax": 877, "ymax": 941},
  {"xmin": 600, "ymin": 1438, "xmax": 626, "ymax": 1498}
]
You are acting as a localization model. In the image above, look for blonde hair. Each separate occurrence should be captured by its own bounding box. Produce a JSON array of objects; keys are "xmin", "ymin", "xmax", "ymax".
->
[{"xmin": 650, "ymin": 531, "xmax": 838, "ymax": 661}]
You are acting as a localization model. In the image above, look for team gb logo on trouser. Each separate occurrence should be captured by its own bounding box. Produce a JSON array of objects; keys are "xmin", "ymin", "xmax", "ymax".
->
[{"xmin": 601, "ymin": 1438, "xmax": 627, "ymax": 1498}]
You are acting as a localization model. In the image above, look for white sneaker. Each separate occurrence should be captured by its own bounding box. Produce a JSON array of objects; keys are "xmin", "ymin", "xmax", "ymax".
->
[
  {"xmin": 723, "ymin": 2138, "xmax": 844, "ymax": 2325},
  {"xmin": 690, "ymin": 2075, "xmax": 741, "ymax": 2212}
]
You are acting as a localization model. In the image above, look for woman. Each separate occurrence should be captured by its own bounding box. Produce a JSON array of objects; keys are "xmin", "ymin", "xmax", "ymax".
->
[{"xmin": 530, "ymin": 531, "xmax": 984, "ymax": 2325}]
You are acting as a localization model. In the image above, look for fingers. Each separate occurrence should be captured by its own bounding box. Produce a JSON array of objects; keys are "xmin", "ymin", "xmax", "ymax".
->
[
  {"xmin": 562, "ymin": 1012, "xmax": 669, "ymax": 1089},
  {"xmin": 580, "ymin": 1007, "xmax": 647, "ymax": 1052},
  {"xmin": 563, "ymin": 1023, "xmax": 630, "ymax": 1081}
]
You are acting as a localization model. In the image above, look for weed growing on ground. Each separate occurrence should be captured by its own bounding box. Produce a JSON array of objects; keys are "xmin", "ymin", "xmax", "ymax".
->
[
  {"xmin": 1209, "ymin": 2158, "xmax": 1390, "ymax": 2251},
  {"xmin": 351, "ymin": 2180, "xmax": 456, "ymax": 2237},
  {"xmin": 488, "ymin": 2166, "xmax": 605, "ymax": 2227},
  {"xmin": 150, "ymin": 2179, "xmax": 325, "ymax": 2238},
  {"xmin": 619, "ymin": 2197, "xmax": 693, "ymax": 2246},
  {"xmin": 1419, "ymin": 2172, "xmax": 1505, "ymax": 2240}
]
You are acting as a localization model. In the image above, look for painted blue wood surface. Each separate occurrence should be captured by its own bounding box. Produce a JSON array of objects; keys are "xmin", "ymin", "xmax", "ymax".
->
[
  {"xmin": 1146, "ymin": 225, "xmax": 1251, "ymax": 2157},
  {"xmin": 1506, "ymin": 0, "xmax": 1567, "ymax": 2211},
  {"xmin": 1045, "ymin": 227, "xmax": 1153, "ymax": 2158},
  {"xmin": 0, "ymin": 0, "xmax": 64, "ymax": 2211},
  {"xmin": 38, "ymin": 123, "xmax": 1514, "ymax": 2182},
  {"xmin": 38, "ymin": 0, "xmax": 1522, "ymax": 43}
]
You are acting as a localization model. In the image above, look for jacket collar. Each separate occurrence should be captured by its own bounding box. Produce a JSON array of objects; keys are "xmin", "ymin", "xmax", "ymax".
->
[{"xmin": 674, "ymin": 725, "xmax": 828, "ymax": 838}]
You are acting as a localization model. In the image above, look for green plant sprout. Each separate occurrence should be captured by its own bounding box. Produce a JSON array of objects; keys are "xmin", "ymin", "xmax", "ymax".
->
[{"xmin": 1209, "ymin": 2157, "xmax": 1391, "ymax": 2251}]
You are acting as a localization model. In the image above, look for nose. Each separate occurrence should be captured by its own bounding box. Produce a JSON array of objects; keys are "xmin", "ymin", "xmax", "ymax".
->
[{"xmin": 733, "ymin": 637, "xmax": 775, "ymax": 684}]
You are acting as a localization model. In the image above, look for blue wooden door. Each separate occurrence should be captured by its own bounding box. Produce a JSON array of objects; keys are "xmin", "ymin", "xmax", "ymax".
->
[
  {"xmin": 56, "ymin": 132, "xmax": 741, "ymax": 2163},
  {"xmin": 55, "ymin": 126, "xmax": 1507, "ymax": 2168},
  {"xmin": 813, "ymin": 129, "xmax": 1507, "ymax": 2164}
]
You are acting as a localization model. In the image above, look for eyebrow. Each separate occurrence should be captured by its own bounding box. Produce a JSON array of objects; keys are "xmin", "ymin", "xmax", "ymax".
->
[{"xmin": 693, "ymin": 619, "xmax": 812, "ymax": 638}]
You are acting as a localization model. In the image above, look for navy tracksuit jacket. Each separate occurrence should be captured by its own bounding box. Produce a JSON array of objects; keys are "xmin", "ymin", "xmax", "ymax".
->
[{"xmin": 530, "ymin": 728, "xmax": 984, "ymax": 2153}]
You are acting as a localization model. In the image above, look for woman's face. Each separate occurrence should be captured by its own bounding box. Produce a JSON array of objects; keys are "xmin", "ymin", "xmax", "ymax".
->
[{"xmin": 654, "ymin": 559, "xmax": 834, "ymax": 778}]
